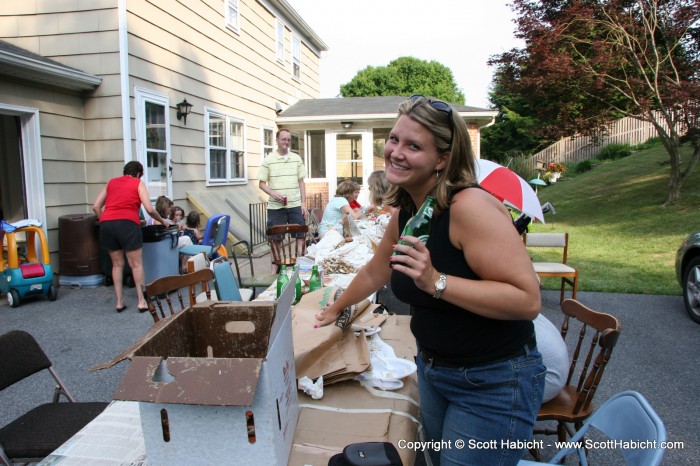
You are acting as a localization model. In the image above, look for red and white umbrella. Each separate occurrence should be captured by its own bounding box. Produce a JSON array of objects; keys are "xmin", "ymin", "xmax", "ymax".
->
[{"xmin": 476, "ymin": 159, "xmax": 545, "ymax": 223}]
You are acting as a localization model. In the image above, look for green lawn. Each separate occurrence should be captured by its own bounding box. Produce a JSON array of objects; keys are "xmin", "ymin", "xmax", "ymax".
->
[{"xmin": 524, "ymin": 143, "xmax": 700, "ymax": 295}]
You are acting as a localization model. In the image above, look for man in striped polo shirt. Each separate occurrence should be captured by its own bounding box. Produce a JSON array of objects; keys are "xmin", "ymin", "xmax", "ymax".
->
[{"xmin": 258, "ymin": 128, "xmax": 308, "ymax": 257}]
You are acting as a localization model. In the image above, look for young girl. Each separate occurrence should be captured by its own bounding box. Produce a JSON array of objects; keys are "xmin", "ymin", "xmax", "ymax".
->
[{"xmin": 183, "ymin": 211, "xmax": 203, "ymax": 245}]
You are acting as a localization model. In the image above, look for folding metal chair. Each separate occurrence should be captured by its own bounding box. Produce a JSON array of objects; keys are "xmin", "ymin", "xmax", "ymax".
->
[{"xmin": 0, "ymin": 330, "xmax": 108, "ymax": 465}]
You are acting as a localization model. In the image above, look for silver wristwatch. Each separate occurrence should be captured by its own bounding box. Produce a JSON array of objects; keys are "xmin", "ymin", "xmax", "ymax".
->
[{"xmin": 433, "ymin": 273, "xmax": 447, "ymax": 299}]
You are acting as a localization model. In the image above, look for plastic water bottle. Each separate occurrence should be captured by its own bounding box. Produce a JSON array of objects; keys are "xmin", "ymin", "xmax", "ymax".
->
[
  {"xmin": 308, "ymin": 265, "xmax": 321, "ymax": 292},
  {"xmin": 392, "ymin": 195, "xmax": 436, "ymax": 256},
  {"xmin": 276, "ymin": 265, "xmax": 289, "ymax": 299}
]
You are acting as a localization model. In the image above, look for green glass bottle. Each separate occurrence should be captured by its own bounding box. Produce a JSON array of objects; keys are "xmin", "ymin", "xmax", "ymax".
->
[
  {"xmin": 308, "ymin": 265, "xmax": 322, "ymax": 292},
  {"xmin": 293, "ymin": 265, "xmax": 302, "ymax": 303},
  {"xmin": 392, "ymin": 195, "xmax": 436, "ymax": 256},
  {"xmin": 276, "ymin": 265, "xmax": 289, "ymax": 299}
]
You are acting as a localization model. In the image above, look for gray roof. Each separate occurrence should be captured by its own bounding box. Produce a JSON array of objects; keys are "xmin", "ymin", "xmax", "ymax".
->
[
  {"xmin": 278, "ymin": 96, "xmax": 495, "ymax": 120},
  {"xmin": 0, "ymin": 40, "xmax": 101, "ymax": 91}
]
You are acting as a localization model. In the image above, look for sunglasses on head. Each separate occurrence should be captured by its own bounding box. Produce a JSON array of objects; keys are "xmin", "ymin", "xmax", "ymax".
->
[{"xmin": 409, "ymin": 94, "xmax": 454, "ymax": 149}]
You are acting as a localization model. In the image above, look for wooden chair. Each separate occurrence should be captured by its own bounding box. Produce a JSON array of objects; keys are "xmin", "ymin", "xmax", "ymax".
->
[
  {"xmin": 143, "ymin": 268, "xmax": 215, "ymax": 323},
  {"xmin": 533, "ymin": 299, "xmax": 622, "ymax": 458},
  {"xmin": 267, "ymin": 223, "xmax": 308, "ymax": 273},
  {"xmin": 306, "ymin": 207, "xmax": 323, "ymax": 245},
  {"xmin": 0, "ymin": 330, "xmax": 108, "ymax": 465},
  {"xmin": 524, "ymin": 232, "xmax": 579, "ymax": 303},
  {"xmin": 230, "ymin": 240, "xmax": 277, "ymax": 299}
]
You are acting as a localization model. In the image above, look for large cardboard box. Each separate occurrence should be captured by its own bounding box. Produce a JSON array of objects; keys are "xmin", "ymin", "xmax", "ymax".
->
[{"xmin": 93, "ymin": 283, "xmax": 298, "ymax": 466}]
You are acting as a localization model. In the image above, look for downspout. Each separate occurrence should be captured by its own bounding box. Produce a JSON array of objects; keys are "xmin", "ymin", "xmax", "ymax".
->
[
  {"xmin": 118, "ymin": 0, "xmax": 132, "ymax": 162},
  {"xmin": 476, "ymin": 117, "xmax": 496, "ymax": 159}
]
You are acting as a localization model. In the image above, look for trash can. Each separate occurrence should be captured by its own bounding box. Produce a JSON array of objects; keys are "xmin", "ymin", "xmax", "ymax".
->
[
  {"xmin": 142, "ymin": 225, "xmax": 180, "ymax": 285},
  {"xmin": 59, "ymin": 214, "xmax": 103, "ymax": 288}
]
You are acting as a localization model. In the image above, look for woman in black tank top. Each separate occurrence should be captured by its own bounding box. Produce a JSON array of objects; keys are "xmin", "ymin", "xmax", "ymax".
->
[{"xmin": 315, "ymin": 96, "xmax": 545, "ymax": 465}]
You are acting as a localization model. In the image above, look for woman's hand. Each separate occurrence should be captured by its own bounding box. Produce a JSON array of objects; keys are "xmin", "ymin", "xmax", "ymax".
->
[
  {"xmin": 389, "ymin": 235, "xmax": 438, "ymax": 295},
  {"xmin": 314, "ymin": 302, "xmax": 342, "ymax": 328}
]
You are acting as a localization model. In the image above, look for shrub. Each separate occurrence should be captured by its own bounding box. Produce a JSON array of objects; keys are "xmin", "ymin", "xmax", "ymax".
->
[
  {"xmin": 574, "ymin": 159, "xmax": 593, "ymax": 174},
  {"xmin": 632, "ymin": 137, "xmax": 662, "ymax": 151},
  {"xmin": 598, "ymin": 143, "xmax": 632, "ymax": 160}
]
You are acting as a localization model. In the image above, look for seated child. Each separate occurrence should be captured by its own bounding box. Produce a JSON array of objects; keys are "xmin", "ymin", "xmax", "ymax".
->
[{"xmin": 183, "ymin": 211, "xmax": 203, "ymax": 245}]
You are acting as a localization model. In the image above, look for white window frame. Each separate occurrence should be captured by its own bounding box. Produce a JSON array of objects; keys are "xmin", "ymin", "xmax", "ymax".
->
[
  {"xmin": 225, "ymin": 0, "xmax": 240, "ymax": 33},
  {"xmin": 291, "ymin": 34, "xmax": 301, "ymax": 81},
  {"xmin": 205, "ymin": 107, "xmax": 247, "ymax": 186},
  {"xmin": 276, "ymin": 19, "xmax": 285, "ymax": 63},
  {"xmin": 261, "ymin": 125, "xmax": 275, "ymax": 159}
]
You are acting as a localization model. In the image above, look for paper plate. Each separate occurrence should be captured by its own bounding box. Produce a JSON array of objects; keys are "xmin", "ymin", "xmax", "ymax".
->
[{"xmin": 374, "ymin": 356, "xmax": 417, "ymax": 380}]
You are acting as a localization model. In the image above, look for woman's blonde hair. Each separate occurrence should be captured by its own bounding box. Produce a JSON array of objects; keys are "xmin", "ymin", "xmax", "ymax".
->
[
  {"xmin": 367, "ymin": 170, "xmax": 389, "ymax": 206},
  {"xmin": 336, "ymin": 180, "xmax": 360, "ymax": 199},
  {"xmin": 384, "ymin": 96, "xmax": 477, "ymax": 215}
]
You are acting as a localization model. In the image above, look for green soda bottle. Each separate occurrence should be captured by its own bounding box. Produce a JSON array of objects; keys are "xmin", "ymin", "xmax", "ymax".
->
[
  {"xmin": 308, "ymin": 265, "xmax": 322, "ymax": 292},
  {"xmin": 293, "ymin": 265, "xmax": 302, "ymax": 303},
  {"xmin": 392, "ymin": 195, "xmax": 436, "ymax": 256},
  {"xmin": 276, "ymin": 265, "xmax": 289, "ymax": 299}
]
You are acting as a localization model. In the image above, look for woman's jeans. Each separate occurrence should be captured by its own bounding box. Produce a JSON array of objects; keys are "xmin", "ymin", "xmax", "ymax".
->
[{"xmin": 417, "ymin": 347, "xmax": 546, "ymax": 466}]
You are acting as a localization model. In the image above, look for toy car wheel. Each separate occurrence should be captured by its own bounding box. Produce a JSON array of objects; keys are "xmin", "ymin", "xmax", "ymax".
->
[
  {"xmin": 7, "ymin": 289, "xmax": 20, "ymax": 308},
  {"xmin": 48, "ymin": 284, "xmax": 58, "ymax": 301}
]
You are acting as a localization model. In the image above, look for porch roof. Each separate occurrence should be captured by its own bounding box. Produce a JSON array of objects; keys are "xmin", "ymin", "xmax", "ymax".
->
[
  {"xmin": 276, "ymin": 96, "xmax": 497, "ymax": 126},
  {"xmin": 0, "ymin": 40, "xmax": 101, "ymax": 92}
]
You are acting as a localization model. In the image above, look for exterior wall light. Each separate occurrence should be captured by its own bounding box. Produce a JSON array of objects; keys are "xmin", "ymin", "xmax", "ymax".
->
[{"xmin": 176, "ymin": 99, "xmax": 193, "ymax": 125}]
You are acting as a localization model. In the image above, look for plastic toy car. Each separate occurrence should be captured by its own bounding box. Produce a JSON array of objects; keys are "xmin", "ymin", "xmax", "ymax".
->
[{"xmin": 1, "ymin": 220, "xmax": 58, "ymax": 307}]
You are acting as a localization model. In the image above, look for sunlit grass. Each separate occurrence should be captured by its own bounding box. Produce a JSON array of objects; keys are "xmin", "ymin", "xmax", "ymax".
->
[{"xmin": 526, "ymin": 144, "xmax": 699, "ymax": 295}]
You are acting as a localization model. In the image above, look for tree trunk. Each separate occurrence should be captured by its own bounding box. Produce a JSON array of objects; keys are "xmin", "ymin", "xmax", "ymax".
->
[{"xmin": 663, "ymin": 137, "xmax": 683, "ymax": 206}]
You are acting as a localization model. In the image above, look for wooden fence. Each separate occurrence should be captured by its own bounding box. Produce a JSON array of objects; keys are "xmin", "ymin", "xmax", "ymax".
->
[{"xmin": 527, "ymin": 111, "xmax": 670, "ymax": 168}]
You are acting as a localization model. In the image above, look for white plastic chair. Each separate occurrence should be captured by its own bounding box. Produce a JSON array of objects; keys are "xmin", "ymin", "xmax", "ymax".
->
[{"xmin": 519, "ymin": 391, "xmax": 667, "ymax": 466}]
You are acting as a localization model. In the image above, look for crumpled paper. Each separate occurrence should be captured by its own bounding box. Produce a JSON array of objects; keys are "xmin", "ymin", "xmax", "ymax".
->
[{"xmin": 298, "ymin": 375, "xmax": 324, "ymax": 399}]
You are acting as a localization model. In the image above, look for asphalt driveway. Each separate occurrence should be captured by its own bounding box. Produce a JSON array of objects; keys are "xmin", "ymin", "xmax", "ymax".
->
[{"xmin": 1, "ymin": 285, "xmax": 698, "ymax": 465}]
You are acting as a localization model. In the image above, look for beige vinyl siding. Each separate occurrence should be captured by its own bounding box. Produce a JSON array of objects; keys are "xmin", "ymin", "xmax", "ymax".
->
[
  {"xmin": 125, "ymin": 0, "xmax": 320, "ymax": 197},
  {"xmin": 1, "ymin": 0, "xmax": 322, "ymax": 264}
]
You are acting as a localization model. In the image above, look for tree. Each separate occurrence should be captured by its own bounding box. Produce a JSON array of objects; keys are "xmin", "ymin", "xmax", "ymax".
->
[
  {"xmin": 340, "ymin": 56, "xmax": 465, "ymax": 104},
  {"xmin": 482, "ymin": 58, "xmax": 553, "ymax": 163},
  {"xmin": 495, "ymin": 0, "xmax": 700, "ymax": 204}
]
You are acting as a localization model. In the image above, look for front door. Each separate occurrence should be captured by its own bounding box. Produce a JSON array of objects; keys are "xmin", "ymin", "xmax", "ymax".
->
[
  {"xmin": 335, "ymin": 134, "xmax": 362, "ymax": 186},
  {"xmin": 136, "ymin": 89, "xmax": 172, "ymax": 200}
]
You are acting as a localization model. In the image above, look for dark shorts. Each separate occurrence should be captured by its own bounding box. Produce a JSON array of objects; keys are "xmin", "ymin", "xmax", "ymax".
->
[
  {"xmin": 267, "ymin": 207, "xmax": 306, "ymax": 238},
  {"xmin": 100, "ymin": 220, "xmax": 142, "ymax": 252}
]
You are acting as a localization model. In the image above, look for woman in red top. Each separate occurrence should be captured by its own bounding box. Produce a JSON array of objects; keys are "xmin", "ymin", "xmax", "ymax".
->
[{"xmin": 92, "ymin": 161, "xmax": 171, "ymax": 312}]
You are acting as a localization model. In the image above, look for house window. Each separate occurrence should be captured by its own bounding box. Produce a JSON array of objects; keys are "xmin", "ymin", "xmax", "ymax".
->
[
  {"xmin": 262, "ymin": 127, "xmax": 274, "ymax": 157},
  {"xmin": 225, "ymin": 0, "xmax": 239, "ymax": 33},
  {"xmin": 292, "ymin": 35, "xmax": 301, "ymax": 81},
  {"xmin": 276, "ymin": 19, "xmax": 284, "ymax": 62},
  {"xmin": 206, "ymin": 109, "xmax": 246, "ymax": 184},
  {"xmin": 307, "ymin": 130, "xmax": 325, "ymax": 178}
]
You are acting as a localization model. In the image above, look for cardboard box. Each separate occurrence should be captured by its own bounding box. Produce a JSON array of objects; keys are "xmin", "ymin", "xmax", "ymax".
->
[{"xmin": 92, "ymin": 282, "xmax": 298, "ymax": 466}]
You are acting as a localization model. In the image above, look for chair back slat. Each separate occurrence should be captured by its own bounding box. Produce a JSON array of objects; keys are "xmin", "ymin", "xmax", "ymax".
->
[
  {"xmin": 144, "ymin": 268, "xmax": 214, "ymax": 322},
  {"xmin": 267, "ymin": 223, "xmax": 308, "ymax": 272}
]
